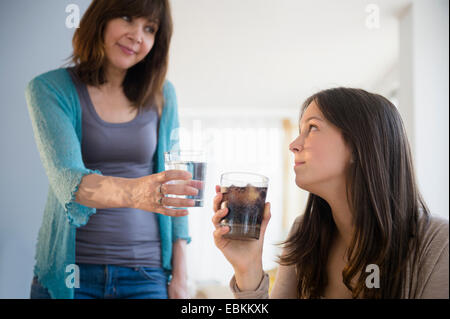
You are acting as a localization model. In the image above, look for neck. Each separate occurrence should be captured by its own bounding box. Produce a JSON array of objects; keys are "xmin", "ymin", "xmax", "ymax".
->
[
  {"xmin": 318, "ymin": 182, "xmax": 354, "ymax": 248},
  {"xmin": 102, "ymin": 62, "xmax": 127, "ymax": 93}
]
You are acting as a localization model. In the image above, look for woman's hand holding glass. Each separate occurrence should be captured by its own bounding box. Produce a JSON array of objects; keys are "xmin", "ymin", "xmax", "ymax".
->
[
  {"xmin": 132, "ymin": 170, "xmax": 201, "ymax": 217},
  {"xmin": 212, "ymin": 185, "xmax": 271, "ymax": 291}
]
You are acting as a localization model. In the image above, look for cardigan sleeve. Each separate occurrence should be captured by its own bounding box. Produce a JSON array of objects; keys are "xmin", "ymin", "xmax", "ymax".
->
[
  {"xmin": 25, "ymin": 75, "xmax": 102, "ymax": 228},
  {"xmin": 162, "ymin": 81, "xmax": 192, "ymax": 244}
]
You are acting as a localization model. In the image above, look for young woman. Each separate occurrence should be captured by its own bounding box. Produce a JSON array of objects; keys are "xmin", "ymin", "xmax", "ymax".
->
[
  {"xmin": 212, "ymin": 87, "xmax": 449, "ymax": 299},
  {"xmin": 26, "ymin": 0, "xmax": 198, "ymax": 299}
]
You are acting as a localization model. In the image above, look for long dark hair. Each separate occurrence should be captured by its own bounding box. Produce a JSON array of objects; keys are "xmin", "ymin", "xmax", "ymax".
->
[
  {"xmin": 279, "ymin": 87, "xmax": 430, "ymax": 298},
  {"xmin": 67, "ymin": 0, "xmax": 173, "ymax": 115}
]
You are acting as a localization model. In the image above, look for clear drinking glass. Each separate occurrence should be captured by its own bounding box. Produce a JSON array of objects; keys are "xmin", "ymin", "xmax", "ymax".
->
[
  {"xmin": 219, "ymin": 172, "xmax": 269, "ymax": 240},
  {"xmin": 164, "ymin": 150, "xmax": 207, "ymax": 207}
]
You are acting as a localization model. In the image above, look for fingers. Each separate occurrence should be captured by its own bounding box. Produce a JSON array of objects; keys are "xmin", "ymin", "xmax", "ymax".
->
[
  {"xmin": 211, "ymin": 207, "xmax": 228, "ymax": 229},
  {"xmin": 213, "ymin": 185, "xmax": 223, "ymax": 212},
  {"xmin": 213, "ymin": 223, "xmax": 230, "ymax": 239},
  {"xmin": 158, "ymin": 170, "xmax": 193, "ymax": 183},
  {"xmin": 162, "ymin": 183, "xmax": 199, "ymax": 196},
  {"xmin": 188, "ymin": 179, "xmax": 204, "ymax": 190},
  {"xmin": 161, "ymin": 196, "xmax": 195, "ymax": 208},
  {"xmin": 157, "ymin": 206, "xmax": 189, "ymax": 217}
]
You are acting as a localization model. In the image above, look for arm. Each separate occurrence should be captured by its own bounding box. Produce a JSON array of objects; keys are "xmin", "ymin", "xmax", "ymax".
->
[
  {"xmin": 270, "ymin": 263, "xmax": 298, "ymax": 298},
  {"xmin": 26, "ymin": 75, "xmax": 193, "ymax": 224},
  {"xmin": 420, "ymin": 242, "xmax": 449, "ymax": 299},
  {"xmin": 168, "ymin": 239, "xmax": 189, "ymax": 299},
  {"xmin": 26, "ymin": 75, "xmax": 103, "ymax": 227},
  {"xmin": 74, "ymin": 173, "xmax": 136, "ymax": 209},
  {"xmin": 229, "ymin": 249, "xmax": 298, "ymax": 299},
  {"xmin": 163, "ymin": 82, "xmax": 190, "ymax": 298},
  {"xmin": 229, "ymin": 214, "xmax": 302, "ymax": 299}
]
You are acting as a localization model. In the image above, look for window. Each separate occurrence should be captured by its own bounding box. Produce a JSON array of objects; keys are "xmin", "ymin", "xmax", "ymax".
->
[{"xmin": 179, "ymin": 111, "xmax": 286, "ymax": 286}]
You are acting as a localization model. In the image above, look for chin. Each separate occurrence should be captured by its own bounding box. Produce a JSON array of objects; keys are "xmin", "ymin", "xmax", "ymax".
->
[
  {"xmin": 295, "ymin": 177, "xmax": 322, "ymax": 197},
  {"xmin": 295, "ymin": 178, "xmax": 309, "ymax": 191}
]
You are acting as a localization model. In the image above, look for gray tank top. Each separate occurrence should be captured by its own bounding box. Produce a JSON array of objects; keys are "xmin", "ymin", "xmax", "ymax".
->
[{"xmin": 67, "ymin": 67, "xmax": 162, "ymax": 268}]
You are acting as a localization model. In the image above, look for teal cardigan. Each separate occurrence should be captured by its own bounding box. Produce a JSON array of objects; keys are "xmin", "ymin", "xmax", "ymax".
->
[{"xmin": 25, "ymin": 68, "xmax": 191, "ymax": 299}]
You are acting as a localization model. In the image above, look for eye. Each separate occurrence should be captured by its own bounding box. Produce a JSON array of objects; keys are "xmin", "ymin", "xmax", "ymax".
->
[
  {"xmin": 121, "ymin": 15, "xmax": 131, "ymax": 22},
  {"xmin": 145, "ymin": 25, "xmax": 157, "ymax": 34},
  {"xmin": 308, "ymin": 124, "xmax": 318, "ymax": 132}
]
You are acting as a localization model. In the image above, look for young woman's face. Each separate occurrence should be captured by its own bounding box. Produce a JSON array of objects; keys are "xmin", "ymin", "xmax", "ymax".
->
[
  {"xmin": 103, "ymin": 16, "xmax": 158, "ymax": 71},
  {"xmin": 289, "ymin": 101, "xmax": 353, "ymax": 196}
]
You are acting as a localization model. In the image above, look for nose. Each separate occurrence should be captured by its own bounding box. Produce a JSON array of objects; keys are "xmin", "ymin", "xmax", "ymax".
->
[
  {"xmin": 127, "ymin": 25, "xmax": 143, "ymax": 44},
  {"xmin": 289, "ymin": 135, "xmax": 304, "ymax": 153}
]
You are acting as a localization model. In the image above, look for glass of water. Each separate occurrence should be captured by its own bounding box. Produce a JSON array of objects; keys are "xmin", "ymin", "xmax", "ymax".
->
[{"xmin": 164, "ymin": 150, "xmax": 207, "ymax": 207}]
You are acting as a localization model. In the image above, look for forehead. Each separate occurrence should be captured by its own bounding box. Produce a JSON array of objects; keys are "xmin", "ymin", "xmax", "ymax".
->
[
  {"xmin": 118, "ymin": 0, "xmax": 163, "ymax": 22},
  {"xmin": 134, "ymin": 16, "xmax": 159, "ymax": 24},
  {"xmin": 299, "ymin": 101, "xmax": 324, "ymax": 126}
]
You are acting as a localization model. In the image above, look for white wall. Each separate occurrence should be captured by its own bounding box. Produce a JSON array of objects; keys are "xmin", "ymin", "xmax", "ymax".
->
[
  {"xmin": 169, "ymin": 0, "xmax": 400, "ymax": 112},
  {"xmin": 398, "ymin": 0, "xmax": 449, "ymax": 220},
  {"xmin": 0, "ymin": 0, "xmax": 92, "ymax": 299}
]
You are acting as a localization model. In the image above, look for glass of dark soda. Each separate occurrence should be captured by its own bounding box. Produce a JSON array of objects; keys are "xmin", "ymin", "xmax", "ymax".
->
[{"xmin": 219, "ymin": 172, "xmax": 269, "ymax": 240}]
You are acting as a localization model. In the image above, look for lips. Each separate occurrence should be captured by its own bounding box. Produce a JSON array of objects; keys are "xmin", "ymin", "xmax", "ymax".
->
[
  {"xmin": 117, "ymin": 43, "xmax": 136, "ymax": 54},
  {"xmin": 294, "ymin": 161, "xmax": 306, "ymax": 166}
]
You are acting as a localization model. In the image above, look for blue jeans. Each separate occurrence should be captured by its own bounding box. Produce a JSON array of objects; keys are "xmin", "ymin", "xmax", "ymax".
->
[{"xmin": 30, "ymin": 264, "xmax": 169, "ymax": 299}]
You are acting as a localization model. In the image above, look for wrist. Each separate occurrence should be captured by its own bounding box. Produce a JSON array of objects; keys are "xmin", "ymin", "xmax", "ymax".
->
[
  {"xmin": 127, "ymin": 176, "xmax": 145, "ymax": 209},
  {"xmin": 233, "ymin": 263, "xmax": 264, "ymax": 292},
  {"xmin": 172, "ymin": 239, "xmax": 187, "ymax": 278},
  {"xmin": 233, "ymin": 257, "xmax": 263, "ymax": 276}
]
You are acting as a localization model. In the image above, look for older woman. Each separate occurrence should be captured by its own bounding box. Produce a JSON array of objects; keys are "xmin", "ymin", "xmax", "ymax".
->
[{"xmin": 26, "ymin": 0, "xmax": 197, "ymax": 299}]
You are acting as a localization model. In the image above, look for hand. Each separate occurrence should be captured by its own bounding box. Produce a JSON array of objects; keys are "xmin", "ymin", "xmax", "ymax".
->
[
  {"xmin": 212, "ymin": 185, "xmax": 271, "ymax": 276},
  {"xmin": 131, "ymin": 170, "xmax": 201, "ymax": 217},
  {"xmin": 168, "ymin": 274, "xmax": 189, "ymax": 299}
]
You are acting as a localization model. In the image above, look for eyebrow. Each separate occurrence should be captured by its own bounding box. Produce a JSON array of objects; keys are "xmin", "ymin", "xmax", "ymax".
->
[
  {"xmin": 304, "ymin": 116, "xmax": 323, "ymax": 123},
  {"xmin": 299, "ymin": 116, "xmax": 324, "ymax": 128},
  {"xmin": 147, "ymin": 17, "xmax": 160, "ymax": 24}
]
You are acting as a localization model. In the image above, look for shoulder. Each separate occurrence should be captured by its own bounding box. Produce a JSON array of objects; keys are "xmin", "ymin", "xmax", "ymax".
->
[
  {"xmin": 26, "ymin": 68, "xmax": 74, "ymax": 97},
  {"xmin": 161, "ymin": 80, "xmax": 179, "ymax": 120},
  {"xmin": 28, "ymin": 68, "xmax": 71, "ymax": 88},
  {"xmin": 415, "ymin": 214, "xmax": 449, "ymax": 273},
  {"xmin": 413, "ymin": 214, "xmax": 449, "ymax": 298},
  {"xmin": 163, "ymin": 80, "xmax": 176, "ymax": 98},
  {"xmin": 418, "ymin": 214, "xmax": 449, "ymax": 254},
  {"xmin": 26, "ymin": 68, "xmax": 79, "ymax": 118}
]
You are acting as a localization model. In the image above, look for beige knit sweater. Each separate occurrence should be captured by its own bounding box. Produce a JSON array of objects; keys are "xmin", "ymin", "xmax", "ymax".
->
[{"xmin": 230, "ymin": 213, "xmax": 449, "ymax": 299}]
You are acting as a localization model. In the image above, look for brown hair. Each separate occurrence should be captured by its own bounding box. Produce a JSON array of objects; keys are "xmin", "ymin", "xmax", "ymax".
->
[
  {"xmin": 67, "ymin": 0, "xmax": 173, "ymax": 114},
  {"xmin": 279, "ymin": 87, "xmax": 430, "ymax": 298}
]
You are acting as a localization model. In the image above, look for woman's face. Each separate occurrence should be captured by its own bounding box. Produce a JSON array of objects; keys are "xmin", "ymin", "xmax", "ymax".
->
[
  {"xmin": 103, "ymin": 16, "xmax": 158, "ymax": 71},
  {"xmin": 289, "ymin": 101, "xmax": 353, "ymax": 196}
]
